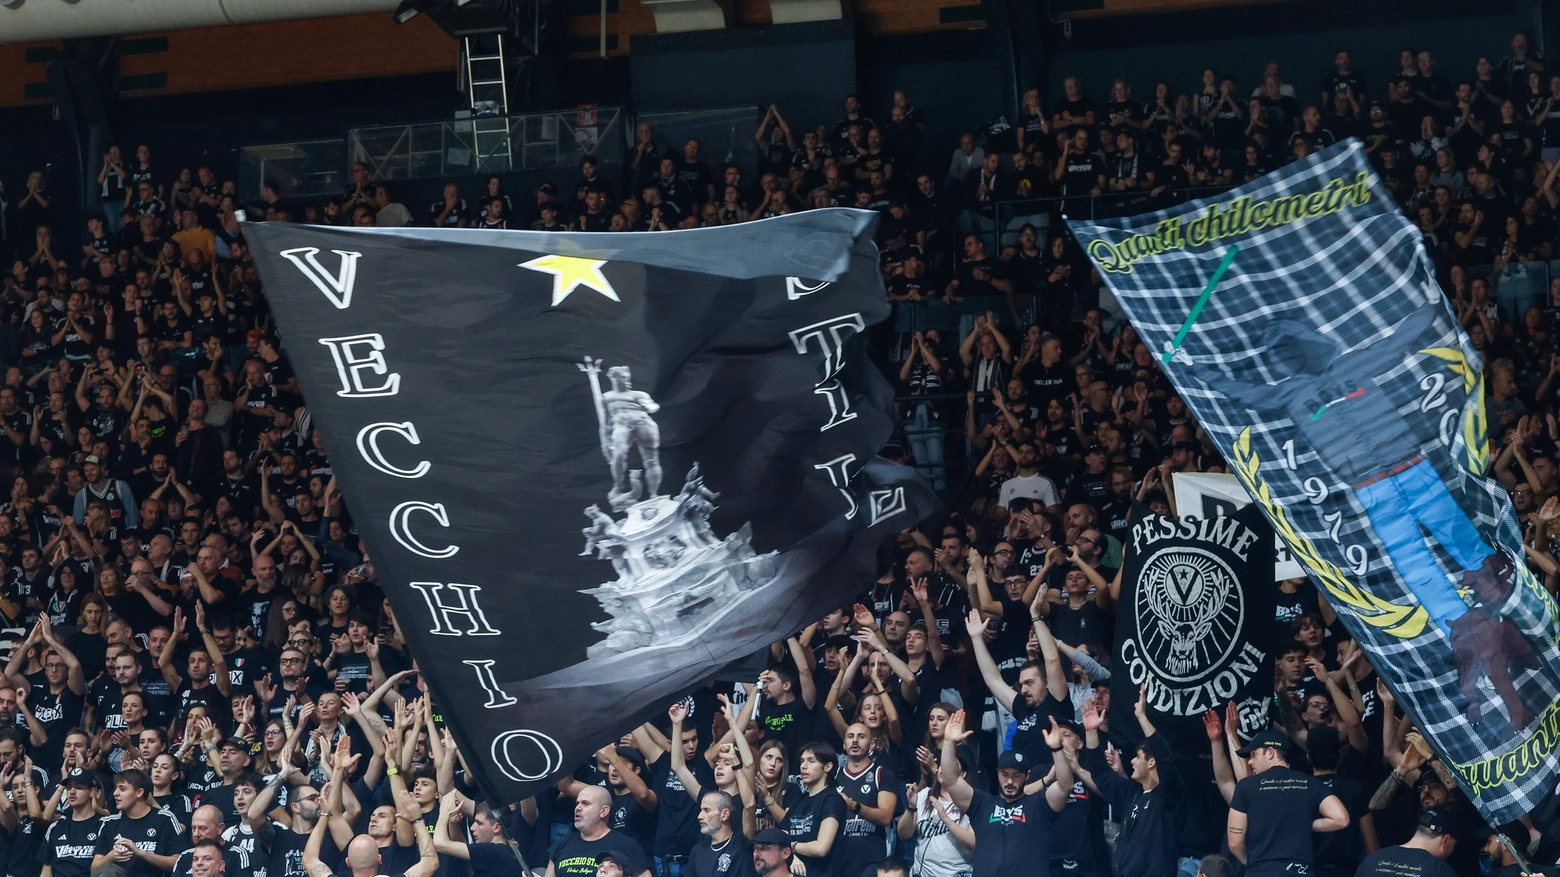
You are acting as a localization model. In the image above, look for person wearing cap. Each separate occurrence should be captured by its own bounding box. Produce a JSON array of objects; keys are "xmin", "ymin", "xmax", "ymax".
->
[
  {"xmin": 74, "ymin": 452, "xmax": 138, "ymax": 531},
  {"xmin": 749, "ymin": 828, "xmax": 792, "ymax": 877},
  {"xmin": 1226, "ymin": 729, "xmax": 1350, "ymax": 876},
  {"xmin": 939, "ymin": 707, "xmax": 1072, "ymax": 877},
  {"xmin": 1483, "ymin": 823, "xmax": 1558, "ymax": 877},
  {"xmin": 40, "ymin": 768, "xmax": 105, "ymax": 877},
  {"xmin": 1354, "ymin": 809, "xmax": 1457, "ymax": 877},
  {"xmin": 1079, "ymin": 687, "xmax": 1179, "ymax": 877},
  {"xmin": 545, "ymin": 785, "xmax": 652, "ymax": 877}
]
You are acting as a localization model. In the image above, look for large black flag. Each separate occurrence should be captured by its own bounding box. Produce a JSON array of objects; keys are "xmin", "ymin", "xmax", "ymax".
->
[
  {"xmin": 1112, "ymin": 503, "xmax": 1275, "ymax": 753},
  {"xmin": 242, "ymin": 211, "xmax": 935, "ymax": 803}
]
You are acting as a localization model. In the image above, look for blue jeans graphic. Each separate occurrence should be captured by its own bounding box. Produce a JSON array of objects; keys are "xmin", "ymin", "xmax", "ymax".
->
[
  {"xmin": 904, "ymin": 402, "xmax": 945, "ymax": 490},
  {"xmin": 1354, "ymin": 458, "xmax": 1491, "ymax": 631}
]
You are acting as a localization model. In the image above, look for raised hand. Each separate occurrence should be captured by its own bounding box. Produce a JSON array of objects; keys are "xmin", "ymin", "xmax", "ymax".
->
[
  {"xmin": 1082, "ymin": 697, "xmax": 1105, "ymax": 733},
  {"xmin": 964, "ymin": 608, "xmax": 989, "ymax": 639},
  {"xmin": 910, "ymin": 577, "xmax": 930, "ymax": 605},
  {"xmin": 944, "ymin": 709, "xmax": 974, "ymax": 742},
  {"xmin": 1202, "ymin": 709, "xmax": 1223, "ymax": 742},
  {"xmin": 1223, "ymin": 700, "xmax": 1241, "ymax": 740},
  {"xmin": 668, "ymin": 701, "xmax": 688, "ymax": 725},
  {"xmin": 1041, "ymin": 716, "xmax": 1065, "ymax": 750},
  {"xmin": 852, "ymin": 603, "xmax": 876, "ymax": 629}
]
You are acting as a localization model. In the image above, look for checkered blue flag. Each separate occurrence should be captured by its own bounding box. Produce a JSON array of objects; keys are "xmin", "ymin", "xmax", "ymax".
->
[{"xmin": 1070, "ymin": 140, "xmax": 1560, "ymax": 823}]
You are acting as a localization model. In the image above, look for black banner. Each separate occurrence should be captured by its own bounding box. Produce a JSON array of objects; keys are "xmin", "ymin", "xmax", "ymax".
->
[
  {"xmin": 242, "ymin": 211, "xmax": 935, "ymax": 803},
  {"xmin": 1112, "ymin": 502, "xmax": 1275, "ymax": 752}
]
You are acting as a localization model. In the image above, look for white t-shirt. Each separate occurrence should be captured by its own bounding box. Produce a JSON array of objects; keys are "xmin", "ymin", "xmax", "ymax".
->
[
  {"xmin": 998, "ymin": 472, "xmax": 1059, "ymax": 510},
  {"xmin": 912, "ymin": 788, "xmax": 974, "ymax": 877}
]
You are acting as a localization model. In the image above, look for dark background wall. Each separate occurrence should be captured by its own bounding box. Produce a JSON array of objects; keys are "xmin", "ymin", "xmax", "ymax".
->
[
  {"xmin": 1044, "ymin": 0, "xmax": 1541, "ymax": 110},
  {"xmin": 630, "ymin": 19, "xmax": 858, "ymax": 128}
]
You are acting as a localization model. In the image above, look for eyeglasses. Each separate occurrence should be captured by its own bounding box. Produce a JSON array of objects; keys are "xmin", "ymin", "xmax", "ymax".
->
[
  {"xmin": 994, "ymin": 549, "xmax": 1014, "ymax": 555},
  {"xmin": 279, "ymin": 657, "xmax": 304, "ymax": 665},
  {"xmin": 295, "ymin": 794, "xmax": 320, "ymax": 803}
]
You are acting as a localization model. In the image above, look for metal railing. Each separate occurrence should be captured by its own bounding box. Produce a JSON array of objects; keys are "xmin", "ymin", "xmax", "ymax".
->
[{"xmin": 346, "ymin": 106, "xmax": 626, "ymax": 181}]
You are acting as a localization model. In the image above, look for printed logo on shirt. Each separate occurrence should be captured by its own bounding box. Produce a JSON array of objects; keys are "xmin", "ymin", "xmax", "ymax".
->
[{"xmin": 988, "ymin": 803, "xmax": 1027, "ymax": 825}]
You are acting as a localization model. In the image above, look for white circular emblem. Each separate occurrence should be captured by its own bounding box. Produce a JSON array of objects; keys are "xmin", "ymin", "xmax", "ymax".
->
[
  {"xmin": 1135, "ymin": 546, "xmax": 1244, "ymax": 683},
  {"xmin": 861, "ymin": 784, "xmax": 871, "ymax": 794}
]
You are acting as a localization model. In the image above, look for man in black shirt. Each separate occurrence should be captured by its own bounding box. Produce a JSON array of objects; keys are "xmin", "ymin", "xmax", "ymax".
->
[
  {"xmin": 939, "ymin": 708, "xmax": 1071, "ymax": 877},
  {"xmin": 1079, "ymin": 692, "xmax": 1179, "ymax": 877},
  {"xmin": 1355, "ymin": 809, "xmax": 1457, "ymax": 877},
  {"xmin": 432, "ymin": 792, "xmax": 521, "ymax": 877},
  {"xmin": 753, "ymin": 662, "xmax": 816, "ymax": 759},
  {"xmin": 92, "ymin": 769, "xmax": 188, "ymax": 877},
  {"xmin": 967, "ymin": 610, "xmax": 1073, "ymax": 770},
  {"xmin": 40, "ymin": 769, "xmax": 103, "ymax": 877},
  {"xmin": 689, "ymin": 791, "xmax": 754, "ymax": 877},
  {"xmin": 545, "ymin": 786, "xmax": 652, "ymax": 877},
  {"xmin": 1227, "ymin": 730, "xmax": 1350, "ymax": 877}
]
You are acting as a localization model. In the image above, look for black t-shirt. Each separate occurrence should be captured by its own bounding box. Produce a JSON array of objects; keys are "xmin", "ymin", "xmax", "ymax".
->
[
  {"xmin": 1313, "ymin": 774, "xmax": 1366, "ymax": 873},
  {"xmin": 1228, "ymin": 766, "xmax": 1331, "ymax": 874},
  {"xmin": 782, "ymin": 786, "xmax": 847, "ymax": 877},
  {"xmin": 93, "ymin": 808, "xmax": 189, "ymax": 877},
  {"xmin": 967, "ymin": 788, "xmax": 1055, "ymax": 877},
  {"xmin": 1018, "ymin": 361, "xmax": 1070, "ymax": 409},
  {"xmin": 39, "ymin": 814, "xmax": 103, "ymax": 877},
  {"xmin": 756, "ymin": 697, "xmax": 811, "ymax": 758},
  {"xmin": 1354, "ymin": 846, "xmax": 1456, "ymax": 877},
  {"xmin": 27, "ymin": 683, "xmax": 84, "ymax": 769},
  {"xmin": 688, "ymin": 834, "xmax": 755, "ymax": 877},
  {"xmin": 546, "ymin": 830, "xmax": 650, "ymax": 877},
  {"xmin": 605, "ymin": 788, "xmax": 656, "ymax": 858},
  {"xmin": 832, "ymin": 761, "xmax": 897, "ymax": 877},
  {"xmin": 1009, "ymin": 692, "xmax": 1075, "ymax": 771},
  {"xmin": 648, "ymin": 751, "xmax": 712, "ymax": 858},
  {"xmin": 1060, "ymin": 153, "xmax": 1105, "ymax": 196}
]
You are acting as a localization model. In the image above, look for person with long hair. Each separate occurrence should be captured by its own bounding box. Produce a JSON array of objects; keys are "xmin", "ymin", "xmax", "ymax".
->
[
  {"xmin": 749, "ymin": 739, "xmax": 791, "ymax": 833},
  {"xmin": 782, "ymin": 741, "xmax": 844, "ymax": 877},
  {"xmin": 315, "ymin": 584, "xmax": 353, "ymax": 641}
]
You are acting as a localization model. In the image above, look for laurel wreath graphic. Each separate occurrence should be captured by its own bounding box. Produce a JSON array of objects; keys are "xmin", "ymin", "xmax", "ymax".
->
[{"xmin": 1230, "ymin": 427, "xmax": 1430, "ymax": 639}]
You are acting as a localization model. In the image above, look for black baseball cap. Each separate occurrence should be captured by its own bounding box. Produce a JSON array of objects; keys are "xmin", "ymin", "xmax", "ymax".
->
[
  {"xmin": 61, "ymin": 768, "xmax": 95, "ymax": 787},
  {"xmin": 1418, "ymin": 808, "xmax": 1453, "ymax": 836},
  {"xmin": 614, "ymin": 746, "xmax": 646, "ymax": 773},
  {"xmin": 752, "ymin": 828, "xmax": 792, "ymax": 847},
  {"xmin": 1235, "ymin": 729, "xmax": 1290, "ymax": 757},
  {"xmin": 218, "ymin": 736, "xmax": 252, "ymax": 752},
  {"xmin": 996, "ymin": 750, "xmax": 1029, "ymax": 772}
]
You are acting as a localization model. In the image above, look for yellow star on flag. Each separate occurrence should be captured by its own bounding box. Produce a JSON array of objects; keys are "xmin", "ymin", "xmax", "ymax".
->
[{"xmin": 519, "ymin": 254, "xmax": 619, "ymax": 307}]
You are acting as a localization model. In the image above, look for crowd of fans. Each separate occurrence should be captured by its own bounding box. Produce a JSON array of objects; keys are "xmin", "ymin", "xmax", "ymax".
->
[{"xmin": 0, "ymin": 27, "xmax": 1557, "ymax": 877}]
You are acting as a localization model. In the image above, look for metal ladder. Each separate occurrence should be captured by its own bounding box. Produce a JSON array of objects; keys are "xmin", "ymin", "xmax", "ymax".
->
[{"xmin": 462, "ymin": 33, "xmax": 512, "ymax": 172}]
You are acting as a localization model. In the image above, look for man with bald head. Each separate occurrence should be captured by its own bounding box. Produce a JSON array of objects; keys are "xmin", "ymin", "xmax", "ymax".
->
[
  {"xmin": 546, "ymin": 785, "xmax": 652, "ymax": 877},
  {"xmin": 303, "ymin": 797, "xmax": 438, "ymax": 877},
  {"xmin": 834, "ymin": 723, "xmax": 899, "ymax": 877},
  {"xmin": 172, "ymin": 806, "xmax": 256, "ymax": 877}
]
